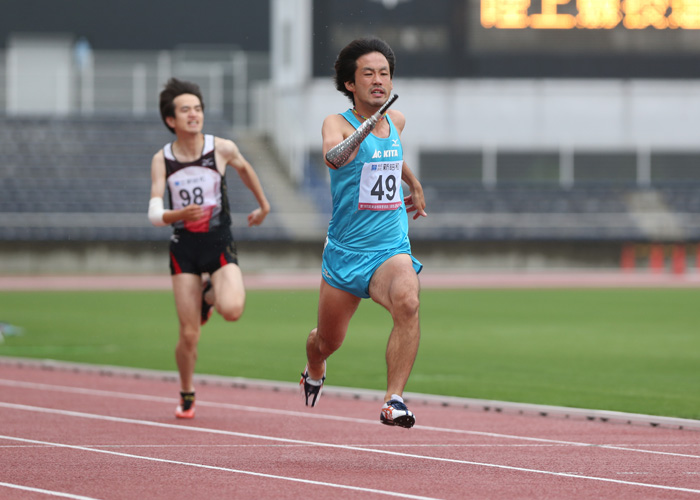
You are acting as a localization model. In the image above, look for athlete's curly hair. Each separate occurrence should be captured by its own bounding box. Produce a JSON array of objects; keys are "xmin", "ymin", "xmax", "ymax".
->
[
  {"xmin": 159, "ymin": 78, "xmax": 206, "ymax": 134},
  {"xmin": 334, "ymin": 37, "xmax": 395, "ymax": 104}
]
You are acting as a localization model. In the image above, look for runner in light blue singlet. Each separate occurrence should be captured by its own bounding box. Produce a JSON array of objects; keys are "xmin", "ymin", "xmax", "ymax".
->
[
  {"xmin": 302, "ymin": 38, "xmax": 426, "ymax": 428},
  {"xmin": 322, "ymin": 109, "xmax": 422, "ymax": 298}
]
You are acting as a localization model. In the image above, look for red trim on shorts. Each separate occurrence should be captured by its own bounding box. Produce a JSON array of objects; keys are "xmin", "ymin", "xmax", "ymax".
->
[
  {"xmin": 170, "ymin": 251, "xmax": 182, "ymax": 274},
  {"xmin": 219, "ymin": 252, "xmax": 228, "ymax": 268}
]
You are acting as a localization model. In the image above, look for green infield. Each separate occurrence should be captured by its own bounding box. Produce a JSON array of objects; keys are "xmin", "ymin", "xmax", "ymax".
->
[{"xmin": 1, "ymin": 288, "xmax": 699, "ymax": 420}]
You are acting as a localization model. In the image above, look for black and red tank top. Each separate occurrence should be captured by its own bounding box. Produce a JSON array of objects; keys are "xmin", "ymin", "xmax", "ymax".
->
[{"xmin": 164, "ymin": 134, "xmax": 231, "ymax": 233}]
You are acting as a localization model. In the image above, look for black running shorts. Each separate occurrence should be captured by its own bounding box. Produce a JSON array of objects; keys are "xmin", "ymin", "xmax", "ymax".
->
[{"xmin": 169, "ymin": 227, "xmax": 238, "ymax": 276}]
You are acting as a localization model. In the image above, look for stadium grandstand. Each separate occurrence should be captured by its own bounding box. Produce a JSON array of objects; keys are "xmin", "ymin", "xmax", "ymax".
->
[{"xmin": 2, "ymin": 0, "xmax": 700, "ymax": 274}]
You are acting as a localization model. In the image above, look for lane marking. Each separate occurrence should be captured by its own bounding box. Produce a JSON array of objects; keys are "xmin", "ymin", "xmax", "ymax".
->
[
  {"xmin": 0, "ymin": 443, "xmax": 608, "ymax": 451},
  {"xmin": 2, "ymin": 442, "xmax": 698, "ymax": 453},
  {"xmin": 2, "ymin": 378, "xmax": 699, "ymax": 459},
  {"xmin": 2, "ymin": 403, "xmax": 700, "ymax": 495},
  {"xmin": 0, "ymin": 481, "xmax": 101, "ymax": 500},
  {"xmin": 0, "ymin": 434, "xmax": 439, "ymax": 500}
]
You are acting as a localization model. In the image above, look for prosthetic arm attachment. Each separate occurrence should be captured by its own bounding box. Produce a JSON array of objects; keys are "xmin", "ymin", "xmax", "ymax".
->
[
  {"xmin": 325, "ymin": 94, "xmax": 399, "ymax": 168},
  {"xmin": 148, "ymin": 197, "xmax": 168, "ymax": 226}
]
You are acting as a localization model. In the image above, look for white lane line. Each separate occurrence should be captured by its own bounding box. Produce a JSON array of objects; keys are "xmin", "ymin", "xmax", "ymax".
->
[
  {"xmin": 0, "ymin": 434, "xmax": 439, "ymax": 500},
  {"xmin": 2, "ymin": 378, "xmax": 699, "ymax": 460},
  {"xmin": 2, "ymin": 442, "xmax": 698, "ymax": 450},
  {"xmin": 2, "ymin": 403, "xmax": 700, "ymax": 495},
  {"xmin": 0, "ymin": 481, "xmax": 102, "ymax": 499}
]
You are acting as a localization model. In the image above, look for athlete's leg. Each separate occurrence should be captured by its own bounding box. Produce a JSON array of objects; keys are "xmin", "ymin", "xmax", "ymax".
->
[
  {"xmin": 172, "ymin": 273, "xmax": 204, "ymax": 393},
  {"xmin": 305, "ymin": 279, "xmax": 362, "ymax": 380},
  {"xmin": 368, "ymin": 253, "xmax": 421, "ymax": 403},
  {"xmin": 209, "ymin": 263, "xmax": 246, "ymax": 322}
]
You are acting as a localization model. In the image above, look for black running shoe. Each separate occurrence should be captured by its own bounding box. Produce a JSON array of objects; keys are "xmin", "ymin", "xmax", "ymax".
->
[
  {"xmin": 201, "ymin": 279, "xmax": 213, "ymax": 325},
  {"xmin": 380, "ymin": 399, "xmax": 416, "ymax": 428},
  {"xmin": 300, "ymin": 367, "xmax": 325, "ymax": 407},
  {"xmin": 175, "ymin": 391, "xmax": 195, "ymax": 419}
]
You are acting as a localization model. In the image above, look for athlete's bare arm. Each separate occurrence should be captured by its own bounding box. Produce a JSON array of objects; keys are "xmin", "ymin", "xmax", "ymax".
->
[
  {"xmin": 387, "ymin": 109, "xmax": 405, "ymax": 134},
  {"xmin": 401, "ymin": 162, "xmax": 427, "ymax": 220},
  {"xmin": 149, "ymin": 150, "xmax": 204, "ymax": 224},
  {"xmin": 215, "ymin": 137, "xmax": 270, "ymax": 227},
  {"xmin": 387, "ymin": 111, "xmax": 425, "ymax": 219}
]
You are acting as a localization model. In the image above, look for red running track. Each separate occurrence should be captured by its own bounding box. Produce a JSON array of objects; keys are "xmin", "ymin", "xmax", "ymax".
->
[{"xmin": 1, "ymin": 360, "xmax": 700, "ymax": 500}]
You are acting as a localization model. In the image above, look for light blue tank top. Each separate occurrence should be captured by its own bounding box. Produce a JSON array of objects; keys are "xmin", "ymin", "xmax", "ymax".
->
[{"xmin": 326, "ymin": 109, "xmax": 409, "ymax": 251}]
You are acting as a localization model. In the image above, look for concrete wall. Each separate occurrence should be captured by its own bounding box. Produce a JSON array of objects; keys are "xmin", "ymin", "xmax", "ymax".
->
[
  {"xmin": 0, "ymin": 240, "xmax": 624, "ymax": 275},
  {"xmin": 259, "ymin": 77, "xmax": 700, "ymax": 181}
]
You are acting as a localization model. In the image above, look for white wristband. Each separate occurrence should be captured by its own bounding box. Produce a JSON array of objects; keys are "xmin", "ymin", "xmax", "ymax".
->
[{"xmin": 148, "ymin": 197, "xmax": 167, "ymax": 226}]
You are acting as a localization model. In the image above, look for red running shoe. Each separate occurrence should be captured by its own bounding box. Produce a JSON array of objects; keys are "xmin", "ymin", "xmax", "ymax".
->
[{"xmin": 175, "ymin": 392, "xmax": 195, "ymax": 419}]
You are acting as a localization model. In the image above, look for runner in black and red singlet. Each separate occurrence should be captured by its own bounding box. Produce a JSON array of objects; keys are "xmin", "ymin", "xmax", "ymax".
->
[{"xmin": 148, "ymin": 78, "xmax": 270, "ymax": 419}]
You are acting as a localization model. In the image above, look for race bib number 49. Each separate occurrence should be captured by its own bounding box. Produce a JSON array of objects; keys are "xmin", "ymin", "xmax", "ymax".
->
[{"xmin": 359, "ymin": 161, "xmax": 402, "ymax": 211}]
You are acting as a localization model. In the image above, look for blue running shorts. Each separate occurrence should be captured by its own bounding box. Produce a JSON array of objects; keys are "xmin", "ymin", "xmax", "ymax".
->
[{"xmin": 321, "ymin": 237, "xmax": 423, "ymax": 299}]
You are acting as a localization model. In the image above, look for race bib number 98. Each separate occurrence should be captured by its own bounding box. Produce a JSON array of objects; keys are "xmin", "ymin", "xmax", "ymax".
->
[
  {"xmin": 359, "ymin": 161, "xmax": 403, "ymax": 211},
  {"xmin": 169, "ymin": 166, "xmax": 220, "ymax": 211}
]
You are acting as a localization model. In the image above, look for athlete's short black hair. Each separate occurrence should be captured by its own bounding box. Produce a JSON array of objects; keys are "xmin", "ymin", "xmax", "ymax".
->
[
  {"xmin": 334, "ymin": 37, "xmax": 395, "ymax": 104},
  {"xmin": 159, "ymin": 78, "xmax": 205, "ymax": 134}
]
